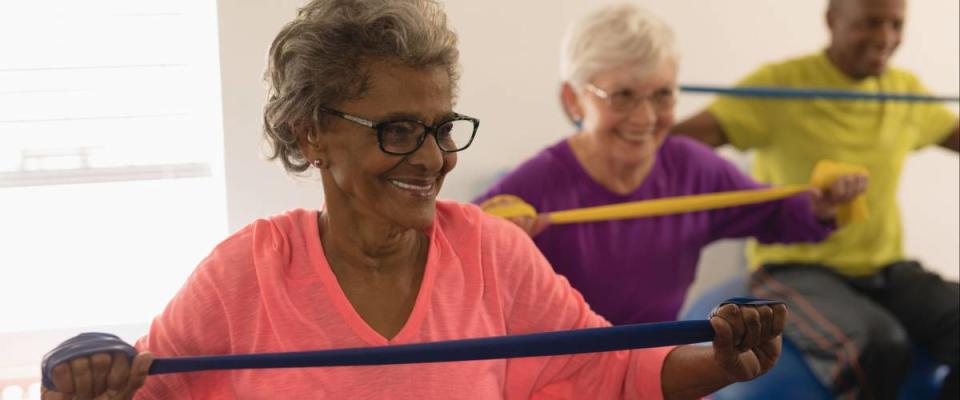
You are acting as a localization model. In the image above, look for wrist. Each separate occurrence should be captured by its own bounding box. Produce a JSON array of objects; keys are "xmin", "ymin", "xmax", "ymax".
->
[
  {"xmin": 811, "ymin": 202, "xmax": 837, "ymax": 224},
  {"xmin": 662, "ymin": 345, "xmax": 738, "ymax": 399},
  {"xmin": 816, "ymin": 214, "xmax": 836, "ymax": 225}
]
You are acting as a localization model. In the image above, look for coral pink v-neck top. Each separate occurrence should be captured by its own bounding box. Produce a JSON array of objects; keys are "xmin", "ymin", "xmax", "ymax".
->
[{"xmin": 135, "ymin": 201, "xmax": 672, "ymax": 399}]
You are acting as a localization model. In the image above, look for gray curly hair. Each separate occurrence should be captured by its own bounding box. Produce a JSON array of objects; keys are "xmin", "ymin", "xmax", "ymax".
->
[{"xmin": 263, "ymin": 0, "xmax": 460, "ymax": 173}]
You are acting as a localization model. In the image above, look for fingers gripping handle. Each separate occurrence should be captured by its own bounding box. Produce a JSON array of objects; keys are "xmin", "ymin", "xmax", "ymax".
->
[{"xmin": 41, "ymin": 332, "xmax": 137, "ymax": 390}]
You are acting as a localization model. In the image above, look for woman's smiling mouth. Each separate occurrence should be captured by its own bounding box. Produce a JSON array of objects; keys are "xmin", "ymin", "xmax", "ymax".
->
[{"xmin": 389, "ymin": 178, "xmax": 437, "ymax": 197}]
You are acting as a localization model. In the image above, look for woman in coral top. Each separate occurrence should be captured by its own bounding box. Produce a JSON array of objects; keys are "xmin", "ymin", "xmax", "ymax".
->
[{"xmin": 42, "ymin": 1, "xmax": 785, "ymax": 399}]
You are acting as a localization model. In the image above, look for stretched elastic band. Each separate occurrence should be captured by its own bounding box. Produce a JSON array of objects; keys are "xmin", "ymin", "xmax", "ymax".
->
[
  {"xmin": 679, "ymin": 85, "xmax": 960, "ymax": 103},
  {"xmin": 486, "ymin": 160, "xmax": 869, "ymax": 226},
  {"xmin": 41, "ymin": 297, "xmax": 781, "ymax": 388},
  {"xmin": 548, "ymin": 185, "xmax": 811, "ymax": 224},
  {"xmin": 149, "ymin": 320, "xmax": 711, "ymax": 375}
]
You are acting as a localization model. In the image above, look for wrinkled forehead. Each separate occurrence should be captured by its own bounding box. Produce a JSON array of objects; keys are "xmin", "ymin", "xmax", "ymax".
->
[{"xmin": 348, "ymin": 60, "xmax": 455, "ymax": 122}]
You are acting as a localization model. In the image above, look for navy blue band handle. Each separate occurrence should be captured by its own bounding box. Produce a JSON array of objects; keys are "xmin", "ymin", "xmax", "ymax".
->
[
  {"xmin": 709, "ymin": 297, "xmax": 783, "ymax": 318},
  {"xmin": 679, "ymin": 85, "xmax": 960, "ymax": 103},
  {"xmin": 41, "ymin": 297, "xmax": 782, "ymax": 389},
  {"xmin": 41, "ymin": 333, "xmax": 138, "ymax": 389}
]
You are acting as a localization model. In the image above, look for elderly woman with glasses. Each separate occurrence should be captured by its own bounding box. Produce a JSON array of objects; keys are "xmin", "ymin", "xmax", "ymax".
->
[
  {"xmin": 476, "ymin": 4, "xmax": 867, "ymax": 326},
  {"xmin": 42, "ymin": 1, "xmax": 789, "ymax": 399}
]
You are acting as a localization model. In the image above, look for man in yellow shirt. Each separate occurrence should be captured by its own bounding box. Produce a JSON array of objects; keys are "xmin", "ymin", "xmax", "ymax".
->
[{"xmin": 674, "ymin": 0, "xmax": 959, "ymax": 398}]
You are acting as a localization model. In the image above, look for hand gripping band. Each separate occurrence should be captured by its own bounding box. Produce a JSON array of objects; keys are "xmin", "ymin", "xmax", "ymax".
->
[{"xmin": 40, "ymin": 332, "xmax": 138, "ymax": 389}]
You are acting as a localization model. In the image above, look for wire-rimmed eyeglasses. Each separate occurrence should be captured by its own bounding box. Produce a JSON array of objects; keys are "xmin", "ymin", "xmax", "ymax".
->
[{"xmin": 583, "ymin": 83, "xmax": 677, "ymax": 114}]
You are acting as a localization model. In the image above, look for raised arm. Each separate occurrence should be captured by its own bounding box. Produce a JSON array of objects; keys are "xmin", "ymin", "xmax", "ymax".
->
[
  {"xmin": 42, "ymin": 230, "xmax": 246, "ymax": 400},
  {"xmin": 487, "ymin": 210, "xmax": 785, "ymax": 399},
  {"xmin": 661, "ymin": 303, "xmax": 787, "ymax": 399},
  {"xmin": 672, "ymin": 110, "xmax": 730, "ymax": 148}
]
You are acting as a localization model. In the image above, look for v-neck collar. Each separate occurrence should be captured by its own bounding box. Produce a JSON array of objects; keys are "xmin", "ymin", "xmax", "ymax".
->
[{"xmin": 304, "ymin": 208, "xmax": 440, "ymax": 346}]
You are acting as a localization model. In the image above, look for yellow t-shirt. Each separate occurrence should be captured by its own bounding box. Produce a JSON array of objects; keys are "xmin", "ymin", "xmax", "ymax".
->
[{"xmin": 709, "ymin": 52, "xmax": 957, "ymax": 276}]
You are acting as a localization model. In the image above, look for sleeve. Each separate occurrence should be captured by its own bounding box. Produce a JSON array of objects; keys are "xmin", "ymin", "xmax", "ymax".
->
[
  {"xmin": 908, "ymin": 77, "xmax": 959, "ymax": 149},
  {"xmin": 707, "ymin": 65, "xmax": 781, "ymax": 150},
  {"xmin": 696, "ymin": 145, "xmax": 835, "ymax": 244},
  {"xmin": 133, "ymin": 237, "xmax": 252, "ymax": 399},
  {"xmin": 484, "ymin": 216, "xmax": 673, "ymax": 400}
]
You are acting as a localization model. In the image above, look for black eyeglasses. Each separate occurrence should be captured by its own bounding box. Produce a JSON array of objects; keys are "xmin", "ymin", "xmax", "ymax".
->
[{"xmin": 316, "ymin": 106, "xmax": 479, "ymax": 156}]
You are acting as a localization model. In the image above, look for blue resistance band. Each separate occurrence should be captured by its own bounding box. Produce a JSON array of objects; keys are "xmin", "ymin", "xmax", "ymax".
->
[
  {"xmin": 41, "ymin": 297, "xmax": 781, "ymax": 389},
  {"xmin": 679, "ymin": 84, "xmax": 960, "ymax": 103}
]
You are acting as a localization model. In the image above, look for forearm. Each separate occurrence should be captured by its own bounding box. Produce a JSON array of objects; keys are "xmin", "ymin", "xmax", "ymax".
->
[
  {"xmin": 672, "ymin": 111, "xmax": 729, "ymax": 147},
  {"xmin": 938, "ymin": 123, "xmax": 959, "ymax": 152},
  {"xmin": 660, "ymin": 345, "xmax": 735, "ymax": 400},
  {"xmin": 772, "ymin": 195, "xmax": 835, "ymax": 243},
  {"xmin": 710, "ymin": 195, "xmax": 832, "ymax": 244}
]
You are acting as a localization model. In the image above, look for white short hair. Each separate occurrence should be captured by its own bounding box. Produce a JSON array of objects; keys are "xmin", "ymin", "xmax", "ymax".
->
[{"xmin": 560, "ymin": 3, "xmax": 678, "ymax": 88}]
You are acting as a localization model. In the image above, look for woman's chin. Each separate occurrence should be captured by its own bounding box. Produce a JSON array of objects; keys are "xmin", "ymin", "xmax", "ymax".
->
[
  {"xmin": 392, "ymin": 205, "xmax": 436, "ymax": 231},
  {"xmin": 612, "ymin": 141, "xmax": 658, "ymax": 164}
]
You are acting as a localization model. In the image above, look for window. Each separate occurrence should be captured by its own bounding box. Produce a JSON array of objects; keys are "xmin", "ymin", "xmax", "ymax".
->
[{"xmin": 0, "ymin": 1, "xmax": 225, "ymax": 397}]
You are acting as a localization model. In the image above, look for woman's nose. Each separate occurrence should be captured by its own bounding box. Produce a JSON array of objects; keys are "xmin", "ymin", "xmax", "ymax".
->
[
  {"xmin": 405, "ymin": 132, "xmax": 445, "ymax": 171},
  {"xmin": 626, "ymin": 97, "xmax": 658, "ymax": 126}
]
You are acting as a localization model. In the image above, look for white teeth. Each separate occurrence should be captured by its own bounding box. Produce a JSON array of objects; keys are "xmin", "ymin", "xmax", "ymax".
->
[
  {"xmin": 389, "ymin": 179, "xmax": 432, "ymax": 191},
  {"xmin": 617, "ymin": 131, "xmax": 653, "ymax": 142}
]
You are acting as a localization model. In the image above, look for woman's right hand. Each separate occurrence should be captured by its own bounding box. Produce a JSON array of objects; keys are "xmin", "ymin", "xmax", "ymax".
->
[
  {"xmin": 42, "ymin": 351, "xmax": 153, "ymax": 400},
  {"xmin": 480, "ymin": 195, "xmax": 551, "ymax": 237}
]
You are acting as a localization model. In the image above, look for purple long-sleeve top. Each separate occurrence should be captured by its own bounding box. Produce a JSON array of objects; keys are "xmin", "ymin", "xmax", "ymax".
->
[{"xmin": 474, "ymin": 135, "xmax": 834, "ymax": 324}]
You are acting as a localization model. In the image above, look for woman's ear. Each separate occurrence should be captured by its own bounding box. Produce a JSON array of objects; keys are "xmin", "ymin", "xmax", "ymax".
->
[
  {"xmin": 298, "ymin": 128, "xmax": 326, "ymax": 169},
  {"xmin": 560, "ymin": 82, "xmax": 584, "ymax": 127}
]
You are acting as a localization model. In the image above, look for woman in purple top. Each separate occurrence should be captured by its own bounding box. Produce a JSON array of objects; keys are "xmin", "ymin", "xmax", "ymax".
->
[{"xmin": 475, "ymin": 4, "xmax": 868, "ymax": 325}]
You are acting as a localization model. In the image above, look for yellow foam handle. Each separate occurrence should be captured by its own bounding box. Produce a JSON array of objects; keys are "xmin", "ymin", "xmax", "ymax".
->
[
  {"xmin": 480, "ymin": 194, "xmax": 539, "ymax": 219},
  {"xmin": 809, "ymin": 160, "xmax": 870, "ymax": 225},
  {"xmin": 482, "ymin": 160, "xmax": 869, "ymax": 226}
]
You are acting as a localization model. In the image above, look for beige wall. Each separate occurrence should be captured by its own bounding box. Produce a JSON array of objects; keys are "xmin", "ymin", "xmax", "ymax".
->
[
  {"xmin": 218, "ymin": 0, "xmax": 327, "ymax": 233},
  {"xmin": 218, "ymin": 0, "xmax": 959, "ymax": 309}
]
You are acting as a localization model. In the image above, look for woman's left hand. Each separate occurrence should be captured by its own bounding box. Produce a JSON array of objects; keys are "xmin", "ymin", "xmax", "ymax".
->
[
  {"xmin": 480, "ymin": 195, "xmax": 551, "ymax": 237},
  {"xmin": 708, "ymin": 302, "xmax": 788, "ymax": 382},
  {"xmin": 810, "ymin": 174, "xmax": 869, "ymax": 221}
]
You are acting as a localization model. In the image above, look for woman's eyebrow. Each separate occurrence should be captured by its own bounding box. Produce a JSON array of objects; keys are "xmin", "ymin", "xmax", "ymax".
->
[{"xmin": 377, "ymin": 111, "xmax": 457, "ymax": 124}]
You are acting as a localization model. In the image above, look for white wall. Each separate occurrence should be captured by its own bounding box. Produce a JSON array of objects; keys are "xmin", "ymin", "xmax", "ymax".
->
[
  {"xmin": 218, "ymin": 0, "xmax": 326, "ymax": 233},
  {"xmin": 217, "ymin": 1, "xmax": 960, "ymax": 306}
]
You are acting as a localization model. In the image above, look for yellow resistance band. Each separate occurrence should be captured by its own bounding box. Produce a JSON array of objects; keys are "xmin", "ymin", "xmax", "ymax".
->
[{"xmin": 484, "ymin": 160, "xmax": 869, "ymax": 226}]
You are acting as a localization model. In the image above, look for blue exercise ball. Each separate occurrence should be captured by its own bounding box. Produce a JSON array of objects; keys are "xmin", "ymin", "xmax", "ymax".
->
[{"xmin": 681, "ymin": 275, "xmax": 947, "ymax": 400}]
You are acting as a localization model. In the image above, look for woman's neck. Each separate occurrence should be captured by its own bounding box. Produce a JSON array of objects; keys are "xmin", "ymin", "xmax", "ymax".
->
[
  {"xmin": 317, "ymin": 205, "xmax": 428, "ymax": 340},
  {"xmin": 318, "ymin": 207, "xmax": 426, "ymax": 277},
  {"xmin": 568, "ymin": 134, "xmax": 655, "ymax": 195}
]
